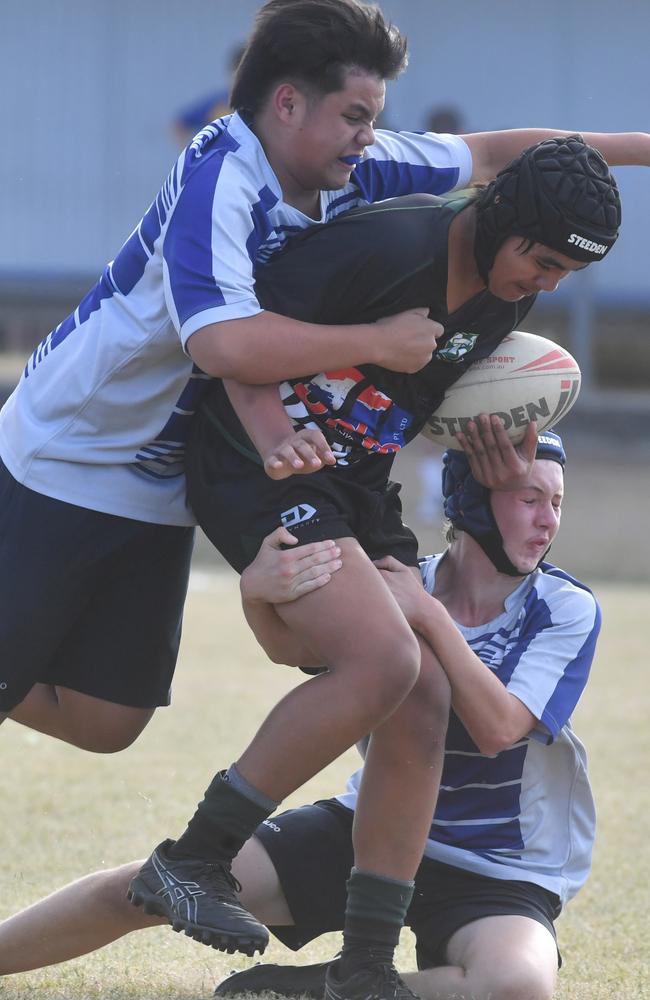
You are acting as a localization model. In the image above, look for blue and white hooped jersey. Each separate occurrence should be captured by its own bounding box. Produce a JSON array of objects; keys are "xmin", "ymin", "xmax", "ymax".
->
[
  {"xmin": 338, "ymin": 557, "xmax": 600, "ymax": 905},
  {"xmin": 0, "ymin": 113, "xmax": 471, "ymax": 525}
]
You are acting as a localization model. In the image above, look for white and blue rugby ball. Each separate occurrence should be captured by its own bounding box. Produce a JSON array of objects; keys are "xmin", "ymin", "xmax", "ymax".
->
[{"xmin": 421, "ymin": 330, "xmax": 581, "ymax": 449}]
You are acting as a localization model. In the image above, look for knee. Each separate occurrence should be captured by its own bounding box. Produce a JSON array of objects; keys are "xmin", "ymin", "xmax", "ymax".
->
[
  {"xmin": 406, "ymin": 654, "xmax": 451, "ymax": 733},
  {"xmin": 61, "ymin": 705, "xmax": 154, "ymax": 753},
  {"xmin": 66, "ymin": 719, "xmax": 151, "ymax": 754},
  {"xmin": 485, "ymin": 962, "xmax": 555, "ymax": 1000},
  {"xmin": 365, "ymin": 629, "xmax": 422, "ymax": 712},
  {"xmin": 76, "ymin": 731, "xmax": 140, "ymax": 754}
]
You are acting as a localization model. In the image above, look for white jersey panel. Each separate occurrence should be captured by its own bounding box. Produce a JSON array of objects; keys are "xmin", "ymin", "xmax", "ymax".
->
[
  {"xmin": 338, "ymin": 557, "xmax": 600, "ymax": 904},
  {"xmin": 0, "ymin": 114, "xmax": 471, "ymax": 524}
]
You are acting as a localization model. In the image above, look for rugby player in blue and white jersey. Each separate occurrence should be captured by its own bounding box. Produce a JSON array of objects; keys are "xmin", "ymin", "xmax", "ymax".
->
[
  {"xmin": 210, "ymin": 431, "xmax": 594, "ymax": 1000},
  {"xmin": 0, "ymin": 433, "xmax": 598, "ymax": 1000}
]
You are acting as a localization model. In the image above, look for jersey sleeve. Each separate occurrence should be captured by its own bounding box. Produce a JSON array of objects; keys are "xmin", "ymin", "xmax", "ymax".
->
[
  {"xmin": 419, "ymin": 555, "xmax": 439, "ymax": 593},
  {"xmin": 162, "ymin": 156, "xmax": 266, "ymax": 348},
  {"xmin": 351, "ymin": 130, "xmax": 472, "ymax": 202},
  {"xmin": 501, "ymin": 575, "xmax": 601, "ymax": 742}
]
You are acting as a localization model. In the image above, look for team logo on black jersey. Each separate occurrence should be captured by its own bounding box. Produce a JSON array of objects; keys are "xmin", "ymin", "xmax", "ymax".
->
[
  {"xmin": 437, "ymin": 332, "xmax": 479, "ymax": 363},
  {"xmin": 281, "ymin": 503, "xmax": 318, "ymax": 528}
]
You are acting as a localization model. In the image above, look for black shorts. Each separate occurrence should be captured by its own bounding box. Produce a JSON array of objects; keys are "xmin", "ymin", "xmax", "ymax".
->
[
  {"xmin": 186, "ymin": 404, "xmax": 419, "ymax": 574},
  {"xmin": 0, "ymin": 462, "xmax": 194, "ymax": 712},
  {"xmin": 254, "ymin": 800, "xmax": 562, "ymax": 969}
]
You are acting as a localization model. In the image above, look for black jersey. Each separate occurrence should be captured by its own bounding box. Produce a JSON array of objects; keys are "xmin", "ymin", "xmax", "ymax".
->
[{"xmin": 204, "ymin": 192, "xmax": 536, "ymax": 466}]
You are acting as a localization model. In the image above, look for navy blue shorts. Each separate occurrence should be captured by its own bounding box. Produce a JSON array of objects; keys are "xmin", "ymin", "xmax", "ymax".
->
[
  {"xmin": 254, "ymin": 799, "xmax": 562, "ymax": 969},
  {"xmin": 0, "ymin": 462, "xmax": 194, "ymax": 712},
  {"xmin": 186, "ymin": 403, "xmax": 419, "ymax": 574}
]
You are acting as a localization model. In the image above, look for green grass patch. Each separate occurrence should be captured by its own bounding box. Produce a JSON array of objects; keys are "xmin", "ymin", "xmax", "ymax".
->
[{"xmin": 1, "ymin": 575, "xmax": 648, "ymax": 999}]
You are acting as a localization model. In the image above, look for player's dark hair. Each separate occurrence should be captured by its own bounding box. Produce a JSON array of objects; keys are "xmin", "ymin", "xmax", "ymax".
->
[
  {"xmin": 231, "ymin": 0, "xmax": 408, "ymax": 115},
  {"xmin": 474, "ymin": 134, "xmax": 621, "ymax": 280}
]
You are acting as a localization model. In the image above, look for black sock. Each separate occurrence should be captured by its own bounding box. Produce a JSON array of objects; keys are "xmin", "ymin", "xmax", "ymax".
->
[
  {"xmin": 338, "ymin": 868, "xmax": 415, "ymax": 976},
  {"xmin": 169, "ymin": 766, "xmax": 278, "ymax": 862}
]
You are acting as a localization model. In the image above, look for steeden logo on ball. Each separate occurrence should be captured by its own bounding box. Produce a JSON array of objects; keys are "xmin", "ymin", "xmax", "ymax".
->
[{"xmin": 421, "ymin": 331, "xmax": 581, "ymax": 449}]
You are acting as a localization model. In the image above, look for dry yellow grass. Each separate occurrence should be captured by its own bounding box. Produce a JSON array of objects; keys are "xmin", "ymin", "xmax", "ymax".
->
[{"xmin": 0, "ymin": 572, "xmax": 648, "ymax": 999}]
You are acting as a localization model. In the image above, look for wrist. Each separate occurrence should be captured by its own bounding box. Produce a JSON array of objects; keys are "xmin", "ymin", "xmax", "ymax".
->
[
  {"xmin": 413, "ymin": 592, "xmax": 447, "ymax": 636},
  {"xmin": 240, "ymin": 567, "xmax": 266, "ymax": 606},
  {"xmin": 403, "ymin": 590, "xmax": 432, "ymax": 634},
  {"xmin": 354, "ymin": 323, "xmax": 383, "ymax": 366}
]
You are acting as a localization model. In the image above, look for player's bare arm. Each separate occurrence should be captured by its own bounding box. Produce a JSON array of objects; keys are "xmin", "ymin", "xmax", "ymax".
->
[
  {"xmin": 224, "ymin": 381, "xmax": 336, "ymax": 480},
  {"xmin": 186, "ymin": 308, "xmax": 440, "ymax": 383},
  {"xmin": 464, "ymin": 128, "xmax": 650, "ymax": 183},
  {"xmin": 375, "ymin": 555, "xmax": 536, "ymax": 755}
]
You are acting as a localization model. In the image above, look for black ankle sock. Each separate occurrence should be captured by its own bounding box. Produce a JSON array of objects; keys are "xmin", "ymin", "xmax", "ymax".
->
[
  {"xmin": 169, "ymin": 767, "xmax": 278, "ymax": 862},
  {"xmin": 338, "ymin": 868, "xmax": 415, "ymax": 976},
  {"xmin": 337, "ymin": 942, "xmax": 396, "ymax": 977}
]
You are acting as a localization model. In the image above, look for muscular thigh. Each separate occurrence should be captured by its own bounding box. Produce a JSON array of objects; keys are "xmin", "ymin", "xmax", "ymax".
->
[
  {"xmin": 233, "ymin": 836, "xmax": 293, "ymax": 926},
  {"xmin": 445, "ymin": 914, "xmax": 558, "ymax": 994},
  {"xmin": 9, "ymin": 686, "xmax": 156, "ymax": 752},
  {"xmin": 276, "ymin": 536, "xmax": 415, "ymax": 670}
]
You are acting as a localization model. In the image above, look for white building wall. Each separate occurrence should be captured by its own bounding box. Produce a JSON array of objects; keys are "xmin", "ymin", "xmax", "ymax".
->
[{"xmin": 1, "ymin": 0, "xmax": 649, "ymax": 302}]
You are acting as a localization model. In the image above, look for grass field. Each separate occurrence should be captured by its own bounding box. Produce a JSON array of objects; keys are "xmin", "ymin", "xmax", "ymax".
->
[{"xmin": 0, "ymin": 570, "xmax": 648, "ymax": 1000}]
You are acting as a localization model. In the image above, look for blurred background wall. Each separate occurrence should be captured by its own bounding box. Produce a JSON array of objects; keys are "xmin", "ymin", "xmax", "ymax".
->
[{"xmin": 1, "ymin": 0, "xmax": 649, "ymax": 580}]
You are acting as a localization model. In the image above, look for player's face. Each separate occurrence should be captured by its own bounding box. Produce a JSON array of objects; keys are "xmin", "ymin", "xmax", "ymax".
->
[
  {"xmin": 284, "ymin": 70, "xmax": 385, "ymax": 193},
  {"xmin": 488, "ymin": 238, "xmax": 589, "ymax": 301},
  {"xmin": 490, "ymin": 459, "xmax": 564, "ymax": 574}
]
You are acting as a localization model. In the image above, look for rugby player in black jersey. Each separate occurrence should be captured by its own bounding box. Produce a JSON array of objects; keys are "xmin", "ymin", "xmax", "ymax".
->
[{"xmin": 128, "ymin": 137, "xmax": 620, "ymax": 1000}]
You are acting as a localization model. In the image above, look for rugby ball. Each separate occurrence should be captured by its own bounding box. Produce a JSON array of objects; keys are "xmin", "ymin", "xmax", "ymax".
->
[{"xmin": 421, "ymin": 331, "xmax": 581, "ymax": 449}]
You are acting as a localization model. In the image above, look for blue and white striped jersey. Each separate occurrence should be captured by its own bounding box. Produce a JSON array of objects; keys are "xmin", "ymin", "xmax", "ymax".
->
[
  {"xmin": 338, "ymin": 556, "xmax": 600, "ymax": 904},
  {"xmin": 0, "ymin": 113, "xmax": 471, "ymax": 525}
]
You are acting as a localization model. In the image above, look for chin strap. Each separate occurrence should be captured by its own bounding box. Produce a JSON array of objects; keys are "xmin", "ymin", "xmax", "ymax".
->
[{"xmin": 471, "ymin": 527, "xmax": 528, "ymax": 577}]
